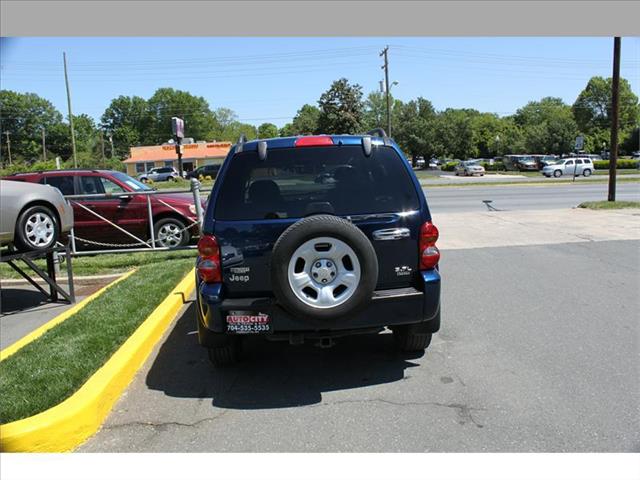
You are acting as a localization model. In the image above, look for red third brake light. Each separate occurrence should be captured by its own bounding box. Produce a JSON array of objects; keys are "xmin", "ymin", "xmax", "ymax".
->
[
  {"xmin": 419, "ymin": 221, "xmax": 440, "ymax": 270},
  {"xmin": 197, "ymin": 234, "xmax": 221, "ymax": 283},
  {"xmin": 294, "ymin": 136, "xmax": 334, "ymax": 148}
]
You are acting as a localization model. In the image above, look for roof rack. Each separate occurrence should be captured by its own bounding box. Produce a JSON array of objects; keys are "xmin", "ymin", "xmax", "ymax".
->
[
  {"xmin": 236, "ymin": 134, "xmax": 248, "ymax": 153},
  {"xmin": 366, "ymin": 128, "xmax": 388, "ymax": 138}
]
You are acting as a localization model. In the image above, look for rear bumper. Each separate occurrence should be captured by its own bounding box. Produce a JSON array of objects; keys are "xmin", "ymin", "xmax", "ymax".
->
[{"xmin": 196, "ymin": 269, "xmax": 441, "ymax": 339}]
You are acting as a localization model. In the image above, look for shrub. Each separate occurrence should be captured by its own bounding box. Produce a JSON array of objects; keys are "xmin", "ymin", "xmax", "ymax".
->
[
  {"xmin": 481, "ymin": 161, "xmax": 505, "ymax": 172},
  {"xmin": 441, "ymin": 161, "xmax": 457, "ymax": 172},
  {"xmin": 593, "ymin": 160, "xmax": 638, "ymax": 170}
]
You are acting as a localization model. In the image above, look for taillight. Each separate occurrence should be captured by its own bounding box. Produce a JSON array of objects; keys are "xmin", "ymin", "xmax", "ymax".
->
[
  {"xmin": 419, "ymin": 221, "xmax": 440, "ymax": 270},
  {"xmin": 294, "ymin": 136, "xmax": 334, "ymax": 148},
  {"xmin": 197, "ymin": 234, "xmax": 221, "ymax": 283}
]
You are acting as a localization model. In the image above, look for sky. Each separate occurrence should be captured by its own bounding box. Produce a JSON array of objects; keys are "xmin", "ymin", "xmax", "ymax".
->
[{"xmin": 1, "ymin": 37, "xmax": 639, "ymax": 130}]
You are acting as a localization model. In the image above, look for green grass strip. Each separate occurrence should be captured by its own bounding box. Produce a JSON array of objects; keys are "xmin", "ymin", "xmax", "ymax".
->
[
  {"xmin": 0, "ymin": 249, "xmax": 195, "ymax": 280},
  {"xmin": 578, "ymin": 200, "xmax": 640, "ymax": 210},
  {"xmin": 0, "ymin": 258, "xmax": 194, "ymax": 424}
]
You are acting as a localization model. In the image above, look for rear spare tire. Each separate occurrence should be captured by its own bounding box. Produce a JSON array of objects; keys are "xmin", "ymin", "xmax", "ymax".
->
[{"xmin": 271, "ymin": 215, "xmax": 378, "ymax": 321}]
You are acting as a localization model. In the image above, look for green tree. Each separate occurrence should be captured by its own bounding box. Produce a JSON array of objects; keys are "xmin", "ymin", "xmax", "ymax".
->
[
  {"xmin": 0, "ymin": 90, "xmax": 64, "ymax": 165},
  {"xmin": 393, "ymin": 97, "xmax": 436, "ymax": 159},
  {"xmin": 572, "ymin": 76, "xmax": 640, "ymax": 134},
  {"xmin": 289, "ymin": 104, "xmax": 320, "ymax": 135},
  {"xmin": 279, "ymin": 123, "xmax": 295, "ymax": 137},
  {"xmin": 219, "ymin": 122, "xmax": 258, "ymax": 142},
  {"xmin": 100, "ymin": 95, "xmax": 149, "ymax": 157},
  {"xmin": 514, "ymin": 97, "xmax": 578, "ymax": 154},
  {"xmin": 317, "ymin": 78, "xmax": 364, "ymax": 134},
  {"xmin": 257, "ymin": 122, "xmax": 279, "ymax": 139},
  {"xmin": 433, "ymin": 109, "xmax": 479, "ymax": 159},
  {"xmin": 145, "ymin": 88, "xmax": 218, "ymax": 145}
]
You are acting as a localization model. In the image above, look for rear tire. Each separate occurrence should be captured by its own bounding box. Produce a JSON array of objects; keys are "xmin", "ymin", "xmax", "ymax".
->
[
  {"xmin": 583, "ymin": 169, "xmax": 592, "ymax": 177},
  {"xmin": 393, "ymin": 325, "xmax": 432, "ymax": 353}
]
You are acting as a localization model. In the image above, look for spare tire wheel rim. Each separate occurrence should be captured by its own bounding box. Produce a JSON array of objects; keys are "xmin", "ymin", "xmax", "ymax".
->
[{"xmin": 287, "ymin": 236, "xmax": 361, "ymax": 309}]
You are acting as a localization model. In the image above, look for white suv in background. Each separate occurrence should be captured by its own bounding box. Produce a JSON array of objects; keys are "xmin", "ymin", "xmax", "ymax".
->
[{"xmin": 542, "ymin": 158, "xmax": 594, "ymax": 178}]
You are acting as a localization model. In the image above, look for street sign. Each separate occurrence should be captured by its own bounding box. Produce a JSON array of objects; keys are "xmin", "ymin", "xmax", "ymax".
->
[
  {"xmin": 171, "ymin": 117, "xmax": 184, "ymax": 139},
  {"xmin": 574, "ymin": 135, "xmax": 584, "ymax": 151}
]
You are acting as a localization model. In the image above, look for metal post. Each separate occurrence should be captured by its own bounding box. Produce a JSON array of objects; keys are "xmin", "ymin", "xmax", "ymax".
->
[
  {"xmin": 147, "ymin": 195, "xmax": 156, "ymax": 248},
  {"xmin": 65, "ymin": 246, "xmax": 76, "ymax": 303},
  {"xmin": 70, "ymin": 227, "xmax": 77, "ymax": 254},
  {"xmin": 53, "ymin": 250, "xmax": 61, "ymax": 275},
  {"xmin": 46, "ymin": 250, "xmax": 58, "ymax": 302},
  {"xmin": 191, "ymin": 178, "xmax": 204, "ymax": 230}
]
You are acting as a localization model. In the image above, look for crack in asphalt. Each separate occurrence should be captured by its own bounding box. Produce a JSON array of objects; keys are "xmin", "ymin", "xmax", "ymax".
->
[
  {"xmin": 104, "ymin": 409, "xmax": 230, "ymax": 431},
  {"xmin": 310, "ymin": 398, "xmax": 486, "ymax": 428}
]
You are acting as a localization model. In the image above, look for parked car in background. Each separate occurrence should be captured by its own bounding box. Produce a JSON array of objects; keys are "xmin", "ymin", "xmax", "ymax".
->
[
  {"xmin": 531, "ymin": 154, "xmax": 558, "ymax": 169},
  {"xmin": 3, "ymin": 170, "xmax": 204, "ymax": 249},
  {"xmin": 186, "ymin": 164, "xmax": 222, "ymax": 180},
  {"xmin": 541, "ymin": 158, "xmax": 594, "ymax": 178},
  {"xmin": 455, "ymin": 160, "xmax": 485, "ymax": 176},
  {"xmin": 0, "ymin": 180, "xmax": 74, "ymax": 252},
  {"xmin": 428, "ymin": 158, "xmax": 441, "ymax": 169},
  {"xmin": 502, "ymin": 155, "xmax": 538, "ymax": 171},
  {"xmin": 414, "ymin": 156, "xmax": 426, "ymax": 169},
  {"xmin": 138, "ymin": 166, "xmax": 180, "ymax": 183}
]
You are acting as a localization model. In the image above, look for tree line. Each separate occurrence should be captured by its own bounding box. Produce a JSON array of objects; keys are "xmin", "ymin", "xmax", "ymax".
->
[{"xmin": 0, "ymin": 75, "xmax": 638, "ymax": 172}]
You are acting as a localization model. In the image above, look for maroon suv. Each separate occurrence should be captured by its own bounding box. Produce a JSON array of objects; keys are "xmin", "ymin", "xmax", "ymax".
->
[{"xmin": 4, "ymin": 169, "xmax": 203, "ymax": 249}]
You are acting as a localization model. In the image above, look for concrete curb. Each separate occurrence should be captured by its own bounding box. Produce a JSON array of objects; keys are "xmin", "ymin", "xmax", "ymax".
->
[
  {"xmin": 0, "ymin": 268, "xmax": 196, "ymax": 452},
  {"xmin": 0, "ymin": 270, "xmax": 135, "ymax": 361}
]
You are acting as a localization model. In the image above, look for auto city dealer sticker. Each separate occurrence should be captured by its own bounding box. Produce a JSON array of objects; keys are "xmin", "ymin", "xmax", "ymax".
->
[{"xmin": 226, "ymin": 311, "xmax": 270, "ymax": 333}]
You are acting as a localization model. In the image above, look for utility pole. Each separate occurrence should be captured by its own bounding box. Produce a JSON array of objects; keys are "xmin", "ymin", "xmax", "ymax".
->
[
  {"xmin": 380, "ymin": 46, "xmax": 391, "ymax": 136},
  {"xmin": 3, "ymin": 131, "xmax": 12, "ymax": 166},
  {"xmin": 108, "ymin": 134, "xmax": 115, "ymax": 159},
  {"xmin": 63, "ymin": 52, "xmax": 78, "ymax": 168},
  {"xmin": 608, "ymin": 37, "xmax": 621, "ymax": 202},
  {"xmin": 99, "ymin": 130, "xmax": 106, "ymax": 166},
  {"xmin": 42, "ymin": 127, "xmax": 47, "ymax": 161}
]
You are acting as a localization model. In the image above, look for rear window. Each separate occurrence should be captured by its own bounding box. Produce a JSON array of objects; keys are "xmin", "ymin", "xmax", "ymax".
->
[{"xmin": 214, "ymin": 145, "xmax": 419, "ymax": 220}]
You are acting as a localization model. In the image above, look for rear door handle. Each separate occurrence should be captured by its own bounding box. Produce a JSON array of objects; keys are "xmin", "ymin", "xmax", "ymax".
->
[{"xmin": 372, "ymin": 228, "xmax": 411, "ymax": 241}]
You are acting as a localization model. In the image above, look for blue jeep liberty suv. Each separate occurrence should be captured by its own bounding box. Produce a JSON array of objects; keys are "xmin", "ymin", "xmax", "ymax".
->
[{"xmin": 196, "ymin": 130, "xmax": 441, "ymax": 365}]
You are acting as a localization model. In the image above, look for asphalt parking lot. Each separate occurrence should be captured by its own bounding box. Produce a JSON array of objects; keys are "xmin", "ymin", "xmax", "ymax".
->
[{"xmin": 79, "ymin": 208, "xmax": 640, "ymax": 453}]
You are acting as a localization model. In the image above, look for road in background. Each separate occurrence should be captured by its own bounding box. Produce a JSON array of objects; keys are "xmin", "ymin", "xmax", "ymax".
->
[{"xmin": 425, "ymin": 182, "xmax": 640, "ymax": 213}]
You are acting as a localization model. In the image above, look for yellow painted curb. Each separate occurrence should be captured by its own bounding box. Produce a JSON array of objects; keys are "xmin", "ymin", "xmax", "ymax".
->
[
  {"xmin": 0, "ymin": 269, "xmax": 137, "ymax": 361},
  {"xmin": 0, "ymin": 268, "xmax": 196, "ymax": 452}
]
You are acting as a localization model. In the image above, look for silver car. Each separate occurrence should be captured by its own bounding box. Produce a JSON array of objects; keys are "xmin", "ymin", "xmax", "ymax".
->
[
  {"xmin": 455, "ymin": 160, "xmax": 486, "ymax": 176},
  {"xmin": 137, "ymin": 166, "xmax": 180, "ymax": 183},
  {"xmin": 0, "ymin": 180, "xmax": 74, "ymax": 251},
  {"xmin": 542, "ymin": 158, "xmax": 594, "ymax": 178}
]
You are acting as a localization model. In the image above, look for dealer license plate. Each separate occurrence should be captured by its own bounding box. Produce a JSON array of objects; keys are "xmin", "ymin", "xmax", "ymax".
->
[{"xmin": 226, "ymin": 311, "xmax": 270, "ymax": 334}]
